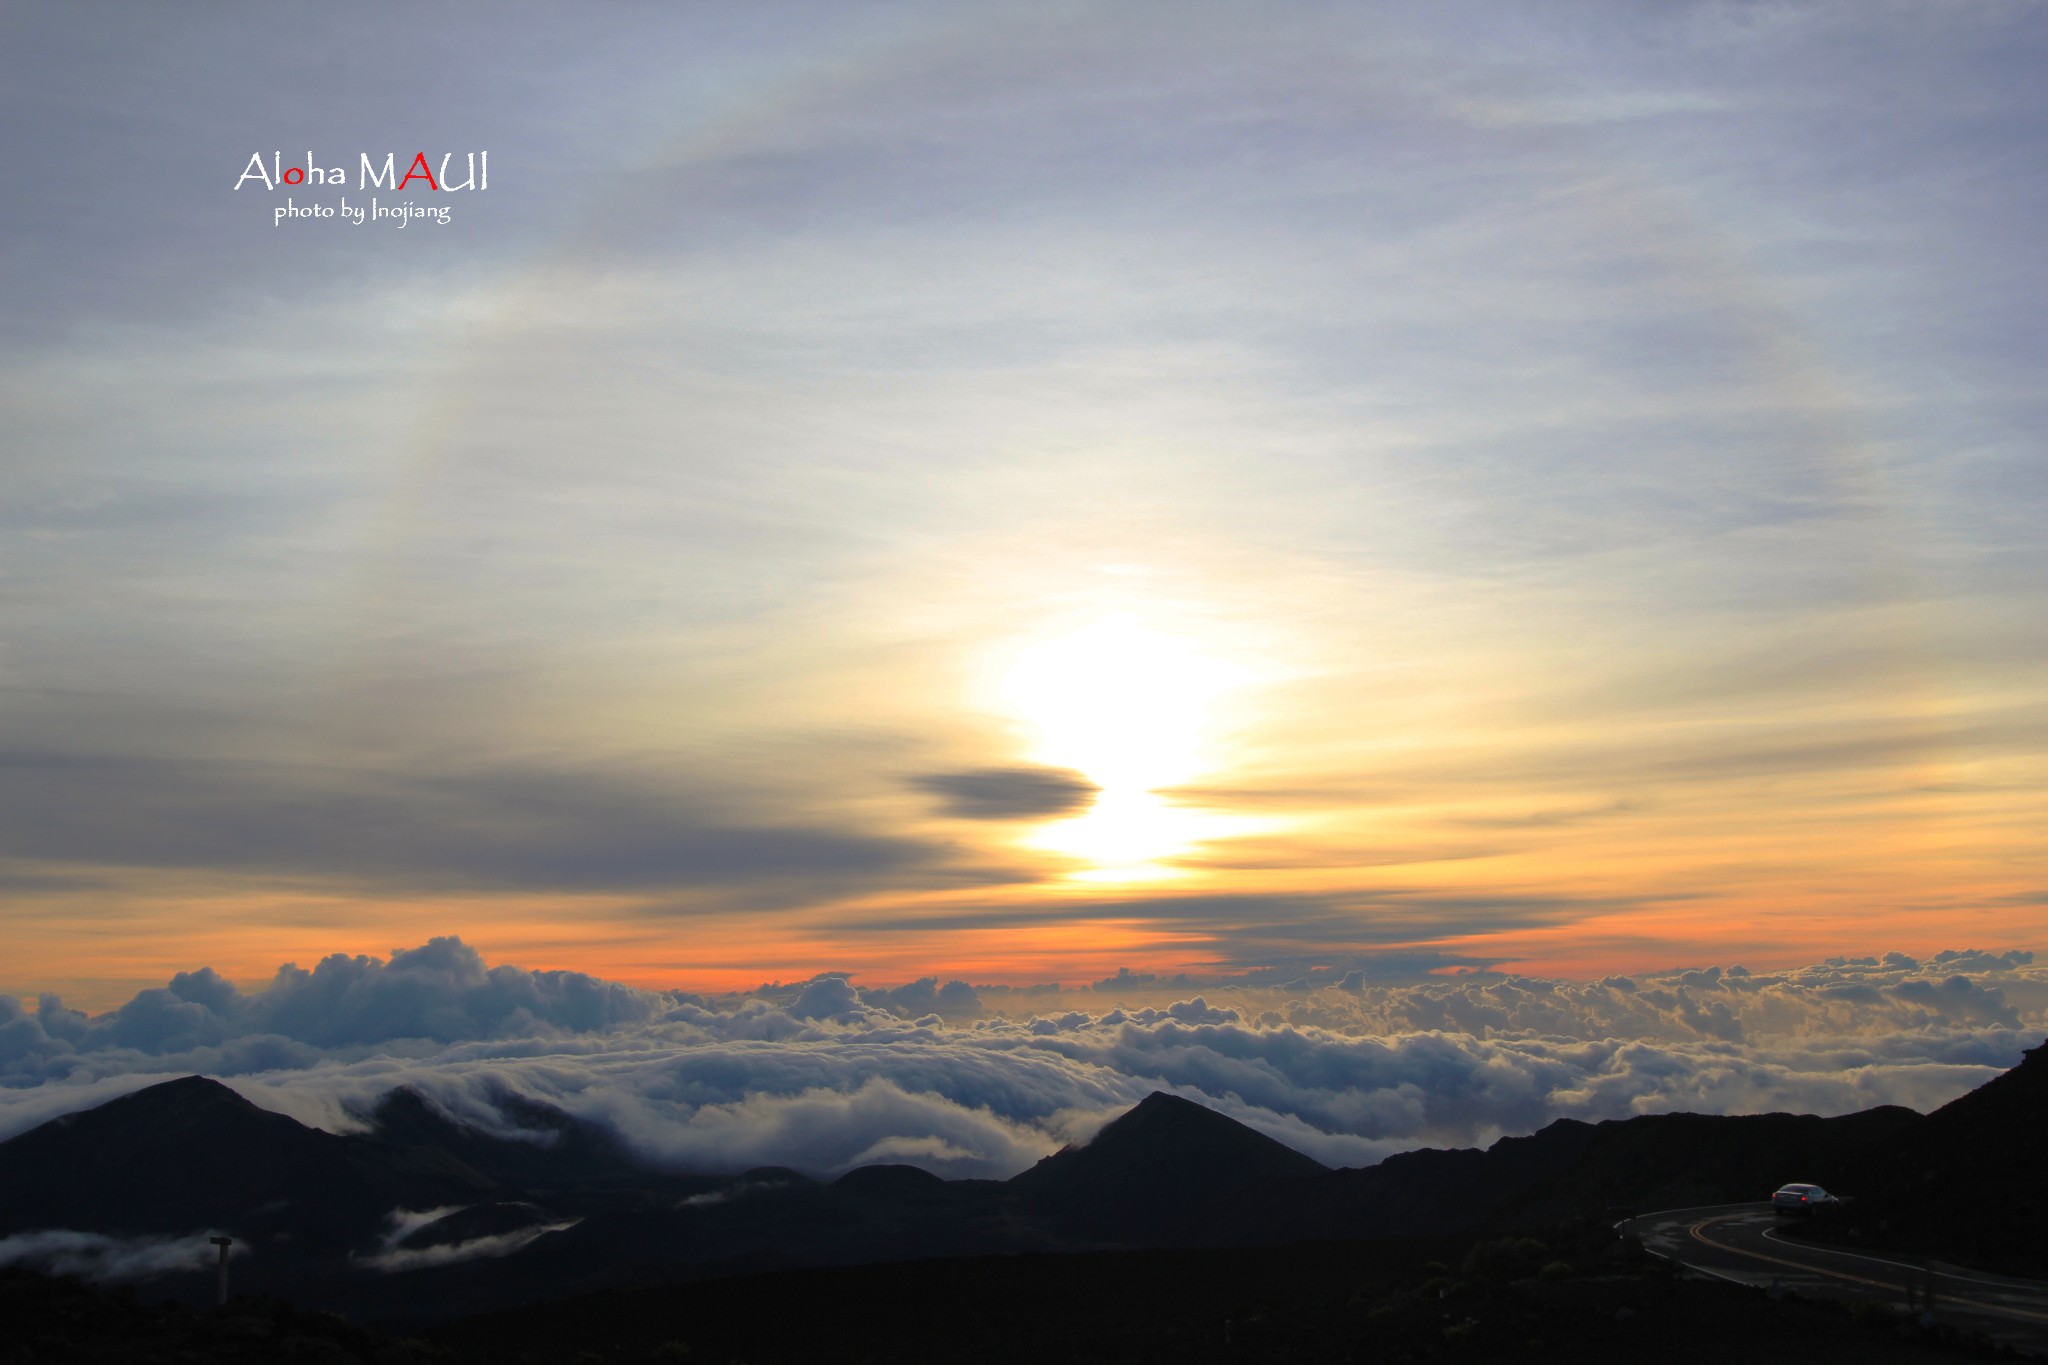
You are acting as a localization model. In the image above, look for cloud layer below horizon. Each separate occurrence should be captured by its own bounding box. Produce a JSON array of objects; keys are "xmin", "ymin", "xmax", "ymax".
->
[{"xmin": 4, "ymin": 939, "xmax": 2041, "ymax": 1180}]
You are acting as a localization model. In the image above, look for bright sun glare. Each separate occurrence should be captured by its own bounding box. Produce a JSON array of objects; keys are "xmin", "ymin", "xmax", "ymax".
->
[{"xmin": 999, "ymin": 615, "xmax": 1250, "ymax": 881}]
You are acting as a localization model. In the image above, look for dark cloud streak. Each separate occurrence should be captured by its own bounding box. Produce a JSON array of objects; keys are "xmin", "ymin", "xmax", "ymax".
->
[
  {"xmin": 912, "ymin": 766, "xmax": 1098, "ymax": 820},
  {"xmin": 0, "ymin": 748, "xmax": 952, "ymax": 894}
]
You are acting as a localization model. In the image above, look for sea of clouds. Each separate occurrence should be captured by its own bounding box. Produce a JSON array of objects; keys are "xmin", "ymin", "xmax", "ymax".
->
[{"xmin": 3, "ymin": 938, "xmax": 2042, "ymax": 1178}]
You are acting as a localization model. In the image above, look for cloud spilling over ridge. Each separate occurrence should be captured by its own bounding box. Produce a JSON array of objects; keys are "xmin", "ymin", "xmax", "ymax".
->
[
  {"xmin": 356, "ymin": 1208, "xmax": 581, "ymax": 1274},
  {"xmin": 2, "ymin": 939, "xmax": 2043, "ymax": 1177}
]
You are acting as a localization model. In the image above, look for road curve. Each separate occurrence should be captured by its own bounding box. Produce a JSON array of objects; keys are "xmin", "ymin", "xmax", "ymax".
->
[{"xmin": 1618, "ymin": 1202, "xmax": 2048, "ymax": 1354}]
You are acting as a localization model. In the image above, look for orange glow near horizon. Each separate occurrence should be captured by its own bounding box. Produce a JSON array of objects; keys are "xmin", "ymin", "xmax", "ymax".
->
[
  {"xmin": 3, "ymin": 384, "xmax": 2042, "ymax": 1012},
  {"xmin": 8, "ymin": 838, "xmax": 2045, "ymax": 1015}
]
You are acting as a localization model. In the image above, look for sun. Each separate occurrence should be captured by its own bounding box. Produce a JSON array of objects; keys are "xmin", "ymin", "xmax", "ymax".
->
[{"xmin": 997, "ymin": 614, "xmax": 1251, "ymax": 880}]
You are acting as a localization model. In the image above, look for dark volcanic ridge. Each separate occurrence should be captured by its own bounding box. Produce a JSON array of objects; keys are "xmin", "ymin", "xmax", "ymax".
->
[{"xmin": 1787, "ymin": 1038, "xmax": 2048, "ymax": 1275}]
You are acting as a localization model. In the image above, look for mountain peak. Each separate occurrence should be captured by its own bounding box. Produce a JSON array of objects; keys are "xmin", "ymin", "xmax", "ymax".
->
[
  {"xmin": 155, "ymin": 1074, "xmax": 250, "ymax": 1099},
  {"xmin": 1073, "ymin": 1091, "xmax": 1327, "ymax": 1163},
  {"xmin": 1009, "ymin": 1092, "xmax": 1327, "ymax": 1239},
  {"xmin": 110, "ymin": 1073, "xmax": 250, "ymax": 1105},
  {"xmin": 1092, "ymin": 1090, "xmax": 1283, "ymax": 1146},
  {"xmin": 41, "ymin": 1074, "xmax": 264, "ymax": 1135},
  {"xmin": 0, "ymin": 1071, "xmax": 508, "ymax": 1247}
]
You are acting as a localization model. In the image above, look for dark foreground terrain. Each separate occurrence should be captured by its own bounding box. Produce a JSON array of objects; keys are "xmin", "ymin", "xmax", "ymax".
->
[
  {"xmin": 1783, "ymin": 1034, "xmax": 2048, "ymax": 1278},
  {"xmin": 3, "ymin": 1223, "xmax": 2037, "ymax": 1365},
  {"xmin": 0, "ymin": 1069, "xmax": 1958, "ymax": 1322},
  {"xmin": 1, "ymin": 1041, "xmax": 2043, "ymax": 1360}
]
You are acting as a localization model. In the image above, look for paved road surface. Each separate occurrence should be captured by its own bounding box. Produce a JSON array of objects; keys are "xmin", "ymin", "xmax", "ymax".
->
[{"xmin": 1618, "ymin": 1202, "xmax": 2048, "ymax": 1354}]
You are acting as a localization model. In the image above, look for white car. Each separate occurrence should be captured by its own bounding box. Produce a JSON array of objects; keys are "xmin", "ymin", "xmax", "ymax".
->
[{"xmin": 1771, "ymin": 1183, "xmax": 1839, "ymax": 1215}]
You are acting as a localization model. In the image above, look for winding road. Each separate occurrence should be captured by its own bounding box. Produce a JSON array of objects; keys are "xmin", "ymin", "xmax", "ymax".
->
[{"xmin": 1618, "ymin": 1203, "xmax": 2048, "ymax": 1354}]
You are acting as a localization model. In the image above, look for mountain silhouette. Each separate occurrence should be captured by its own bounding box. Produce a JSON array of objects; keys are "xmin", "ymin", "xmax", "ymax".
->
[
  {"xmin": 1231, "ymin": 1102, "xmax": 1921, "ymax": 1244},
  {"xmin": 366, "ymin": 1086, "xmax": 658, "ymax": 1191},
  {"xmin": 1223, "ymin": 1114, "xmax": 1601, "ymax": 1242},
  {"xmin": 1009, "ymin": 1091, "xmax": 1328, "ymax": 1240},
  {"xmin": 1, "ymin": 1054, "xmax": 2040, "ymax": 1320},
  {"xmin": 0, "ymin": 1076, "xmax": 494, "ymax": 1250},
  {"xmin": 829, "ymin": 1163, "xmax": 950, "ymax": 1201},
  {"xmin": 1806, "ymin": 1039, "xmax": 2048, "ymax": 1273},
  {"xmin": 1488, "ymin": 1104, "xmax": 1919, "ymax": 1230}
]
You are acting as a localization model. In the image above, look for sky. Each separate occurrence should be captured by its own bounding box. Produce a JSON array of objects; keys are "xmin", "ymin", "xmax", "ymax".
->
[{"xmin": 2, "ymin": 1, "xmax": 2045, "ymax": 1025}]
